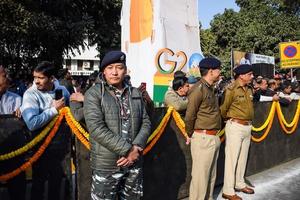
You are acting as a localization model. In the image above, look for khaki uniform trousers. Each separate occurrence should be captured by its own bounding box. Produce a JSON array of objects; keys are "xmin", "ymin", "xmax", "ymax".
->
[
  {"xmin": 222, "ymin": 120, "xmax": 252, "ymax": 195},
  {"xmin": 189, "ymin": 132, "xmax": 221, "ymax": 200}
]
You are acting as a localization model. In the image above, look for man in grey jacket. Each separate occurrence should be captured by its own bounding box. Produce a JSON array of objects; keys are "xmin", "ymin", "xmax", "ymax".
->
[{"xmin": 84, "ymin": 51, "xmax": 151, "ymax": 200}]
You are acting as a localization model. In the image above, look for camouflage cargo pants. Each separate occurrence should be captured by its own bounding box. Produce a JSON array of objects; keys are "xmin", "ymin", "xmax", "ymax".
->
[{"xmin": 91, "ymin": 166, "xmax": 143, "ymax": 200}]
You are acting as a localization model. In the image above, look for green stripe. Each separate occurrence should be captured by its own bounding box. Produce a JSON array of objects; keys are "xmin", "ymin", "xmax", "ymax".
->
[{"xmin": 153, "ymin": 85, "xmax": 169, "ymax": 103}]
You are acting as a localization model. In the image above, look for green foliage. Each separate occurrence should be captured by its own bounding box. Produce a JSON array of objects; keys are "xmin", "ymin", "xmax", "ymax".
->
[
  {"xmin": 200, "ymin": 0, "xmax": 300, "ymax": 78},
  {"xmin": 84, "ymin": 0, "xmax": 122, "ymax": 58},
  {"xmin": 0, "ymin": 0, "xmax": 122, "ymax": 76}
]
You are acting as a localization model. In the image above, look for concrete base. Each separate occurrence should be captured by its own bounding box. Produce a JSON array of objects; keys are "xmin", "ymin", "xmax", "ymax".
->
[
  {"xmin": 182, "ymin": 157, "xmax": 300, "ymax": 200},
  {"xmin": 218, "ymin": 157, "xmax": 300, "ymax": 200}
]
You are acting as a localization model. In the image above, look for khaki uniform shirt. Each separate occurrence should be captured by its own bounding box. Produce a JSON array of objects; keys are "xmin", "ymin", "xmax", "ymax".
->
[
  {"xmin": 164, "ymin": 88, "xmax": 188, "ymax": 111},
  {"xmin": 185, "ymin": 78, "xmax": 222, "ymax": 136},
  {"xmin": 220, "ymin": 80, "xmax": 254, "ymax": 120}
]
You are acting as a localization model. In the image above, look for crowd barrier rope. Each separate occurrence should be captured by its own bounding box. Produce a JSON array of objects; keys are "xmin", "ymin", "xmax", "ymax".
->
[
  {"xmin": 0, "ymin": 116, "xmax": 58, "ymax": 161},
  {"xmin": 0, "ymin": 111, "xmax": 64, "ymax": 182}
]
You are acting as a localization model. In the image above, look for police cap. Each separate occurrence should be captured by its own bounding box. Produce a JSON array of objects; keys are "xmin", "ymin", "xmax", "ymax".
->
[
  {"xmin": 233, "ymin": 64, "xmax": 252, "ymax": 75},
  {"xmin": 100, "ymin": 51, "xmax": 126, "ymax": 71},
  {"xmin": 198, "ymin": 57, "xmax": 221, "ymax": 69}
]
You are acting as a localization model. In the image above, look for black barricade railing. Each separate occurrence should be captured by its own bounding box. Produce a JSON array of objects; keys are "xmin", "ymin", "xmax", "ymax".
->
[{"xmin": 0, "ymin": 101, "xmax": 300, "ymax": 199}]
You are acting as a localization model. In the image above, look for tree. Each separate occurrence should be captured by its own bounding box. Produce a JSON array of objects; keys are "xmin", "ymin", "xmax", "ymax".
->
[
  {"xmin": 0, "ymin": 0, "xmax": 122, "ymax": 76},
  {"xmin": 200, "ymin": 0, "xmax": 300, "ymax": 77},
  {"xmin": 83, "ymin": 0, "xmax": 122, "ymax": 58}
]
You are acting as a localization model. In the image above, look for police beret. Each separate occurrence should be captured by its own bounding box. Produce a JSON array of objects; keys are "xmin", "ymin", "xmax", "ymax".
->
[
  {"xmin": 198, "ymin": 57, "xmax": 221, "ymax": 69},
  {"xmin": 100, "ymin": 51, "xmax": 126, "ymax": 71},
  {"xmin": 233, "ymin": 64, "xmax": 252, "ymax": 75}
]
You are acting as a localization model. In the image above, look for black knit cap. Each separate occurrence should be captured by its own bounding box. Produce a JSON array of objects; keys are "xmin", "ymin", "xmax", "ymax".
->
[
  {"xmin": 198, "ymin": 57, "xmax": 221, "ymax": 69},
  {"xmin": 100, "ymin": 51, "xmax": 126, "ymax": 71},
  {"xmin": 233, "ymin": 64, "xmax": 252, "ymax": 75}
]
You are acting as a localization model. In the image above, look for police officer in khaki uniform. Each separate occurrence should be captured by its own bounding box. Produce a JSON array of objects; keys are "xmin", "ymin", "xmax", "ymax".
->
[
  {"xmin": 221, "ymin": 64, "xmax": 255, "ymax": 200},
  {"xmin": 185, "ymin": 58, "xmax": 222, "ymax": 200}
]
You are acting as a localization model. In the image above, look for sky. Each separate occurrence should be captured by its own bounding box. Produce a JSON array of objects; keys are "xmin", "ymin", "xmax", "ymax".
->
[{"xmin": 198, "ymin": 0, "xmax": 240, "ymax": 29}]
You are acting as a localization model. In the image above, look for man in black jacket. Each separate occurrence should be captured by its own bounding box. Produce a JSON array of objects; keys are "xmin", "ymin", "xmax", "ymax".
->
[{"xmin": 84, "ymin": 51, "xmax": 151, "ymax": 200}]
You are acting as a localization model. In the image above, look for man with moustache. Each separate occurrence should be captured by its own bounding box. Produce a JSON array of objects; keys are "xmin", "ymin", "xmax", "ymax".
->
[
  {"xmin": 83, "ymin": 51, "xmax": 151, "ymax": 200},
  {"xmin": 221, "ymin": 64, "xmax": 255, "ymax": 200},
  {"xmin": 185, "ymin": 57, "xmax": 222, "ymax": 200}
]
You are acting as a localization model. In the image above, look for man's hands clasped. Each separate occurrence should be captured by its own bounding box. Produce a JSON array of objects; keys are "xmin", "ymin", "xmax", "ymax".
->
[{"xmin": 117, "ymin": 145, "xmax": 143, "ymax": 167}]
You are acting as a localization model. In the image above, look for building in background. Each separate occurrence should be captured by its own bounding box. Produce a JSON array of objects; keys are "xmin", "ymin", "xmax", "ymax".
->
[{"xmin": 63, "ymin": 39, "xmax": 100, "ymax": 76}]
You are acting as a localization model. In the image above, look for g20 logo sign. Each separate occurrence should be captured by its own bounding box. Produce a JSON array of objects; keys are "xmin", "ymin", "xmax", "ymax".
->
[
  {"xmin": 155, "ymin": 48, "xmax": 187, "ymax": 74},
  {"xmin": 155, "ymin": 48, "xmax": 204, "ymax": 74}
]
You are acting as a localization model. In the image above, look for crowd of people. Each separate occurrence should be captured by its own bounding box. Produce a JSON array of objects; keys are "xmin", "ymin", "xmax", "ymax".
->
[
  {"xmin": 0, "ymin": 50, "xmax": 154, "ymax": 200},
  {"xmin": 0, "ymin": 51, "xmax": 299, "ymax": 200},
  {"xmin": 164, "ymin": 68, "xmax": 300, "ymax": 112}
]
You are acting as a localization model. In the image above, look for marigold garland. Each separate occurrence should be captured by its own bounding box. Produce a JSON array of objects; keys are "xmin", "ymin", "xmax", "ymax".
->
[
  {"xmin": 143, "ymin": 108, "xmax": 173, "ymax": 155},
  {"xmin": 64, "ymin": 107, "xmax": 90, "ymax": 139},
  {"xmin": 252, "ymin": 102, "xmax": 276, "ymax": 132},
  {"xmin": 278, "ymin": 116, "xmax": 299, "ymax": 134},
  {"xmin": 217, "ymin": 129, "xmax": 225, "ymax": 137},
  {"xmin": 276, "ymin": 101, "xmax": 300, "ymax": 128},
  {"xmin": 146, "ymin": 107, "xmax": 173, "ymax": 144},
  {"xmin": 276, "ymin": 102, "xmax": 299, "ymax": 134},
  {"xmin": 143, "ymin": 117, "xmax": 170, "ymax": 155},
  {"xmin": 0, "ymin": 116, "xmax": 58, "ymax": 161},
  {"xmin": 172, "ymin": 110, "xmax": 189, "ymax": 141},
  {"xmin": 251, "ymin": 104, "xmax": 276, "ymax": 142},
  {"xmin": 63, "ymin": 108, "xmax": 90, "ymax": 150},
  {"xmin": 0, "ymin": 112, "xmax": 64, "ymax": 182}
]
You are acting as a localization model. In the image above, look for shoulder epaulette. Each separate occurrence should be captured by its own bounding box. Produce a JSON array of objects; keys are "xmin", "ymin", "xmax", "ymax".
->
[
  {"xmin": 188, "ymin": 82, "xmax": 203, "ymax": 95},
  {"xmin": 198, "ymin": 82, "xmax": 203, "ymax": 89},
  {"xmin": 226, "ymin": 82, "xmax": 235, "ymax": 91}
]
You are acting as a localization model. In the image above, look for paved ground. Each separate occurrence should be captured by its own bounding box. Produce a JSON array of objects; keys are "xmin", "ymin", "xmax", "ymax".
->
[{"xmin": 184, "ymin": 157, "xmax": 300, "ymax": 200}]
